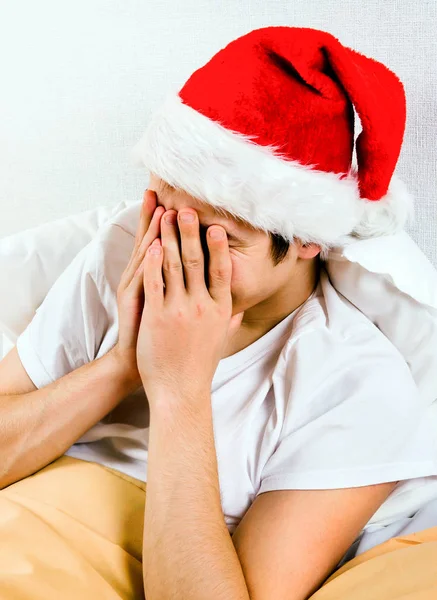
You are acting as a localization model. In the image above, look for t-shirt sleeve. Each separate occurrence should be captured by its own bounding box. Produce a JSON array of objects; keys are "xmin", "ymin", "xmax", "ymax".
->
[
  {"xmin": 258, "ymin": 325, "xmax": 437, "ymax": 494},
  {"xmin": 16, "ymin": 237, "xmax": 110, "ymax": 389}
]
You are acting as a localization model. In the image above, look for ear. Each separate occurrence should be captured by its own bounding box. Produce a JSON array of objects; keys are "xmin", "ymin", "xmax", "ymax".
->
[{"xmin": 296, "ymin": 242, "xmax": 321, "ymax": 260}]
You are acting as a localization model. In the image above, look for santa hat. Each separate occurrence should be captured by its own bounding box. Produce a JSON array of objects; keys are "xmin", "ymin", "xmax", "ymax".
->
[{"xmin": 130, "ymin": 26, "xmax": 414, "ymax": 251}]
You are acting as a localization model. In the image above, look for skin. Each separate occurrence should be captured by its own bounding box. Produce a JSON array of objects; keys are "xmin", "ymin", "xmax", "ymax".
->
[
  {"xmin": 147, "ymin": 173, "xmax": 322, "ymax": 358},
  {"xmin": 137, "ymin": 178, "xmax": 399, "ymax": 600}
]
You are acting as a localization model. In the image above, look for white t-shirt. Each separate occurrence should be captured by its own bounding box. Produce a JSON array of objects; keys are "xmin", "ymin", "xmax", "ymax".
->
[{"xmin": 16, "ymin": 201, "xmax": 437, "ymax": 563}]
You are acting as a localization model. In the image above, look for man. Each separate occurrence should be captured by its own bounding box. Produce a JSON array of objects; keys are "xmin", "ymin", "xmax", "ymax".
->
[{"xmin": 1, "ymin": 25, "xmax": 437, "ymax": 600}]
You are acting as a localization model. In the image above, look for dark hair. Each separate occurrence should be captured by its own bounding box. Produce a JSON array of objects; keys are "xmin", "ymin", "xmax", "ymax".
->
[{"xmin": 268, "ymin": 231, "xmax": 291, "ymax": 266}]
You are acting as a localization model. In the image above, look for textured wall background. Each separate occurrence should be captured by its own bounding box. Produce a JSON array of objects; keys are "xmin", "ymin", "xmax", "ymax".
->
[{"xmin": 1, "ymin": 1, "xmax": 436, "ymax": 263}]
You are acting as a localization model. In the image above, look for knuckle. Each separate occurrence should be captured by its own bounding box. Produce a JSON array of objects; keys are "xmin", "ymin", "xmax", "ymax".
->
[
  {"xmin": 163, "ymin": 259, "xmax": 183, "ymax": 273},
  {"xmin": 183, "ymin": 256, "xmax": 203, "ymax": 270},
  {"xmin": 195, "ymin": 302, "xmax": 207, "ymax": 317},
  {"xmin": 210, "ymin": 267, "xmax": 229, "ymax": 282},
  {"xmin": 170, "ymin": 306, "xmax": 186, "ymax": 320}
]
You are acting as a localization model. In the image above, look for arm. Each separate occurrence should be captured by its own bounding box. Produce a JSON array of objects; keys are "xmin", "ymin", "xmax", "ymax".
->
[
  {"xmin": 232, "ymin": 481, "xmax": 397, "ymax": 600},
  {"xmin": 142, "ymin": 393, "xmax": 250, "ymax": 600},
  {"xmin": 0, "ymin": 347, "xmax": 141, "ymax": 489},
  {"xmin": 0, "ymin": 190, "xmax": 168, "ymax": 490},
  {"xmin": 141, "ymin": 389, "xmax": 396, "ymax": 600}
]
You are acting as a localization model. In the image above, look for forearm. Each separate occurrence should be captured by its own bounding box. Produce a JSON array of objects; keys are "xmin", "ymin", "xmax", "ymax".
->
[
  {"xmin": 143, "ymin": 393, "xmax": 250, "ymax": 600},
  {"xmin": 0, "ymin": 348, "xmax": 141, "ymax": 488}
]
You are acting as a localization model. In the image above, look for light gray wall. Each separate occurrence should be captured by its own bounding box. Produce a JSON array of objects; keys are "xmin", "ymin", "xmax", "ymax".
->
[{"xmin": 1, "ymin": 0, "xmax": 436, "ymax": 263}]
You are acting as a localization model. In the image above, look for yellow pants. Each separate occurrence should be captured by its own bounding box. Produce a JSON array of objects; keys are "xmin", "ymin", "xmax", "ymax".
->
[
  {"xmin": 0, "ymin": 456, "xmax": 146, "ymax": 599},
  {"xmin": 1, "ymin": 456, "xmax": 437, "ymax": 599}
]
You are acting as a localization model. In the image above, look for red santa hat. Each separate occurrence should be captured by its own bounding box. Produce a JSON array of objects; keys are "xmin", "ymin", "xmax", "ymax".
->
[{"xmin": 130, "ymin": 26, "xmax": 414, "ymax": 251}]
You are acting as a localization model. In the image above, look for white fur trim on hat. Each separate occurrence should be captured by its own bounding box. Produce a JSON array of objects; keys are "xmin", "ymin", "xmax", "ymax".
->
[{"xmin": 130, "ymin": 92, "xmax": 414, "ymax": 251}]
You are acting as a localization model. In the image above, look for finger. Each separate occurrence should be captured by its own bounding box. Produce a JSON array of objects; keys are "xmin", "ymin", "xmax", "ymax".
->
[
  {"xmin": 160, "ymin": 209, "xmax": 185, "ymax": 297},
  {"xmin": 126, "ymin": 242, "xmax": 166, "ymax": 299},
  {"xmin": 206, "ymin": 226, "xmax": 232, "ymax": 303},
  {"xmin": 125, "ymin": 189, "xmax": 157, "ymax": 274},
  {"xmin": 134, "ymin": 189, "xmax": 156, "ymax": 249},
  {"xmin": 123, "ymin": 206, "xmax": 165, "ymax": 287},
  {"xmin": 177, "ymin": 209, "xmax": 207, "ymax": 295},
  {"xmin": 144, "ymin": 238, "xmax": 164, "ymax": 307}
]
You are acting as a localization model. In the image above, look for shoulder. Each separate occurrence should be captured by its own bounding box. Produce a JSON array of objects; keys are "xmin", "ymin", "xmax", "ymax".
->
[
  {"xmin": 289, "ymin": 267, "xmax": 389, "ymax": 343},
  {"xmin": 279, "ymin": 268, "xmax": 421, "ymax": 418},
  {"xmin": 286, "ymin": 267, "xmax": 409, "ymax": 367}
]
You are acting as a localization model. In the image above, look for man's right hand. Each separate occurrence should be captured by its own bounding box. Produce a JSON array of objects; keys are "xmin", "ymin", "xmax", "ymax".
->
[{"xmin": 111, "ymin": 189, "xmax": 166, "ymax": 387}]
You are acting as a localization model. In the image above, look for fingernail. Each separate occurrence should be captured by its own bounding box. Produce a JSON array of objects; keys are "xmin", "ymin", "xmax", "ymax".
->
[
  {"xmin": 144, "ymin": 189, "xmax": 154, "ymax": 203},
  {"xmin": 180, "ymin": 212, "xmax": 195, "ymax": 223},
  {"xmin": 149, "ymin": 242, "xmax": 161, "ymax": 254},
  {"xmin": 165, "ymin": 213, "xmax": 176, "ymax": 224},
  {"xmin": 209, "ymin": 228, "xmax": 224, "ymax": 239}
]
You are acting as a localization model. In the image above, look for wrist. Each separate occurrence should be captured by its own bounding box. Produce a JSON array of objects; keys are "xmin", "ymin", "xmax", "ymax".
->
[
  {"xmin": 146, "ymin": 385, "xmax": 212, "ymax": 416},
  {"xmin": 107, "ymin": 348, "xmax": 142, "ymax": 395}
]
